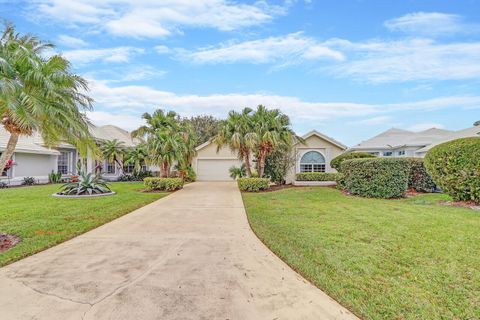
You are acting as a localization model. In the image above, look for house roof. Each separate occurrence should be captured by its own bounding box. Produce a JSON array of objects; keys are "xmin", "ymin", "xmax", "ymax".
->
[
  {"xmin": 0, "ymin": 124, "xmax": 139, "ymax": 155},
  {"xmin": 350, "ymin": 127, "xmax": 453, "ymax": 150},
  {"xmin": 416, "ymin": 126, "xmax": 480, "ymax": 153},
  {"xmin": 297, "ymin": 130, "xmax": 348, "ymax": 150},
  {"xmin": 0, "ymin": 127, "xmax": 61, "ymax": 155}
]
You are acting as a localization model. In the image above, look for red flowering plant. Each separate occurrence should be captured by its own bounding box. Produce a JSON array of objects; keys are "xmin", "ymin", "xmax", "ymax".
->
[{"xmin": 2, "ymin": 159, "xmax": 15, "ymax": 175}]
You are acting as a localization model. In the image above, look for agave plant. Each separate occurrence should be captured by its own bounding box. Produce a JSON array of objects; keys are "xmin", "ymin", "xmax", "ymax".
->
[{"xmin": 59, "ymin": 170, "xmax": 111, "ymax": 195}]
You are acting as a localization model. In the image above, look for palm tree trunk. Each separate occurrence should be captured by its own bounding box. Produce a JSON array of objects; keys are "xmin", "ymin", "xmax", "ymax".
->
[
  {"xmin": 244, "ymin": 151, "xmax": 252, "ymax": 177},
  {"xmin": 161, "ymin": 162, "xmax": 169, "ymax": 178},
  {"xmin": 259, "ymin": 152, "xmax": 266, "ymax": 178},
  {"xmin": 0, "ymin": 133, "xmax": 19, "ymax": 173}
]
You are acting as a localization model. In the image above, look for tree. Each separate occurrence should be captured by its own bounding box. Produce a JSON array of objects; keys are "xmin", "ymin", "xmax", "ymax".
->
[
  {"xmin": 229, "ymin": 164, "xmax": 246, "ymax": 180},
  {"xmin": 250, "ymin": 105, "xmax": 296, "ymax": 178},
  {"xmin": 474, "ymin": 120, "xmax": 480, "ymax": 127},
  {"xmin": 124, "ymin": 144, "xmax": 148, "ymax": 174},
  {"xmin": 182, "ymin": 115, "xmax": 220, "ymax": 145},
  {"xmin": 149, "ymin": 130, "xmax": 184, "ymax": 177},
  {"xmin": 264, "ymin": 143, "xmax": 296, "ymax": 184},
  {"xmin": 100, "ymin": 139, "xmax": 126, "ymax": 174},
  {"xmin": 0, "ymin": 24, "xmax": 93, "ymax": 173},
  {"xmin": 213, "ymin": 108, "xmax": 255, "ymax": 177}
]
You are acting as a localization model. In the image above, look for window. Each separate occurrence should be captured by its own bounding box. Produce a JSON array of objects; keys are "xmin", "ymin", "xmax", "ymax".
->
[
  {"xmin": 124, "ymin": 163, "xmax": 135, "ymax": 174},
  {"xmin": 383, "ymin": 151, "xmax": 393, "ymax": 157},
  {"xmin": 397, "ymin": 150, "xmax": 406, "ymax": 156},
  {"xmin": 300, "ymin": 151, "xmax": 326, "ymax": 173},
  {"xmin": 58, "ymin": 151, "xmax": 70, "ymax": 174},
  {"xmin": 106, "ymin": 161, "xmax": 116, "ymax": 174}
]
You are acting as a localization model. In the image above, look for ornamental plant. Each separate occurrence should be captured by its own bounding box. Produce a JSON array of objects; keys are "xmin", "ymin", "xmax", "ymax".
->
[{"xmin": 59, "ymin": 171, "xmax": 111, "ymax": 195}]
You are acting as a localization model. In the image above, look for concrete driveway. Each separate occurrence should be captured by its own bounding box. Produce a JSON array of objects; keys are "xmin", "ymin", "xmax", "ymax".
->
[{"xmin": 0, "ymin": 182, "xmax": 358, "ymax": 320}]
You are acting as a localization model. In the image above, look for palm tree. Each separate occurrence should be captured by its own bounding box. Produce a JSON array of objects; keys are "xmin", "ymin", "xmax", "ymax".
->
[
  {"xmin": 213, "ymin": 108, "xmax": 255, "ymax": 177},
  {"xmin": 250, "ymin": 105, "xmax": 297, "ymax": 178},
  {"xmin": 100, "ymin": 139, "xmax": 125, "ymax": 174},
  {"xmin": 0, "ymin": 24, "xmax": 93, "ymax": 173},
  {"xmin": 124, "ymin": 144, "xmax": 148, "ymax": 174},
  {"xmin": 148, "ymin": 130, "xmax": 183, "ymax": 177},
  {"xmin": 132, "ymin": 109, "xmax": 179, "ymax": 139}
]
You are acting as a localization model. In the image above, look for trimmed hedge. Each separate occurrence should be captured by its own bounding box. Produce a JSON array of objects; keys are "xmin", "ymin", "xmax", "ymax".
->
[
  {"xmin": 331, "ymin": 152, "xmax": 376, "ymax": 171},
  {"xmin": 144, "ymin": 177, "xmax": 184, "ymax": 191},
  {"xmin": 424, "ymin": 137, "xmax": 480, "ymax": 203},
  {"xmin": 237, "ymin": 178, "xmax": 270, "ymax": 192},
  {"xmin": 341, "ymin": 158, "xmax": 410, "ymax": 198},
  {"xmin": 406, "ymin": 158, "xmax": 436, "ymax": 192},
  {"xmin": 296, "ymin": 172, "xmax": 338, "ymax": 181}
]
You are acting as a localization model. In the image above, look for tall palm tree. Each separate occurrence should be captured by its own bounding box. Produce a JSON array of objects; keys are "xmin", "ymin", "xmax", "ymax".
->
[
  {"xmin": 124, "ymin": 144, "xmax": 148, "ymax": 174},
  {"xmin": 100, "ymin": 139, "xmax": 125, "ymax": 174},
  {"xmin": 132, "ymin": 109, "xmax": 179, "ymax": 139},
  {"xmin": 149, "ymin": 130, "xmax": 183, "ymax": 177},
  {"xmin": 213, "ymin": 108, "xmax": 255, "ymax": 177},
  {"xmin": 250, "ymin": 105, "xmax": 296, "ymax": 178},
  {"xmin": 0, "ymin": 24, "xmax": 93, "ymax": 173}
]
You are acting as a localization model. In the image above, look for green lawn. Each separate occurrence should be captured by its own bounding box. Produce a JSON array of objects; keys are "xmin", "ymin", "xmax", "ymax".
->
[
  {"xmin": 0, "ymin": 182, "xmax": 167, "ymax": 267},
  {"xmin": 243, "ymin": 187, "xmax": 480, "ymax": 320}
]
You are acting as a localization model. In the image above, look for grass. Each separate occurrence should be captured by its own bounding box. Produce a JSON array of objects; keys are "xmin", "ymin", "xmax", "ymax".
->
[
  {"xmin": 0, "ymin": 182, "xmax": 168, "ymax": 267},
  {"xmin": 242, "ymin": 187, "xmax": 480, "ymax": 320}
]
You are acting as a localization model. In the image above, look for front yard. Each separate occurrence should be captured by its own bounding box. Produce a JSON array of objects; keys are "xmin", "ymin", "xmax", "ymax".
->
[
  {"xmin": 243, "ymin": 187, "xmax": 480, "ymax": 320},
  {"xmin": 0, "ymin": 182, "xmax": 167, "ymax": 267}
]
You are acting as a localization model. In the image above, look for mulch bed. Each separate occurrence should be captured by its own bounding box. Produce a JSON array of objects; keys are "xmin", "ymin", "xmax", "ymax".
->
[
  {"xmin": 0, "ymin": 234, "xmax": 21, "ymax": 253},
  {"xmin": 439, "ymin": 200, "xmax": 480, "ymax": 210}
]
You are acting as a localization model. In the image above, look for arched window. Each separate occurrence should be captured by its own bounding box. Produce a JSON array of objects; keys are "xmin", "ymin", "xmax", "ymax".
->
[{"xmin": 300, "ymin": 151, "xmax": 325, "ymax": 173}]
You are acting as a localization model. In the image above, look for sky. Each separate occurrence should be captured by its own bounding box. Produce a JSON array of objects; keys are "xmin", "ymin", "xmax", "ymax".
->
[{"xmin": 1, "ymin": 0, "xmax": 480, "ymax": 146}]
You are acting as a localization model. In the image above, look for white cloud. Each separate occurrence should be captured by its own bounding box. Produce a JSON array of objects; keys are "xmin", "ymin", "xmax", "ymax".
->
[
  {"xmin": 327, "ymin": 38, "xmax": 480, "ymax": 82},
  {"xmin": 177, "ymin": 33, "xmax": 344, "ymax": 65},
  {"xmin": 351, "ymin": 116, "xmax": 392, "ymax": 126},
  {"xmin": 154, "ymin": 45, "xmax": 170, "ymax": 54},
  {"xmin": 85, "ymin": 78, "xmax": 480, "ymax": 131},
  {"xmin": 384, "ymin": 12, "xmax": 479, "ymax": 37},
  {"xmin": 57, "ymin": 35, "xmax": 88, "ymax": 48},
  {"xmin": 407, "ymin": 122, "xmax": 445, "ymax": 132},
  {"xmin": 29, "ymin": 0, "xmax": 286, "ymax": 38},
  {"xmin": 62, "ymin": 47, "xmax": 144, "ymax": 64}
]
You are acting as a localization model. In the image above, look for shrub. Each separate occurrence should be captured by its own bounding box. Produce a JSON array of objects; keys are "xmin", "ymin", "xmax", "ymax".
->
[
  {"xmin": 335, "ymin": 173, "xmax": 346, "ymax": 190},
  {"xmin": 21, "ymin": 177, "xmax": 36, "ymax": 186},
  {"xmin": 264, "ymin": 144, "xmax": 296, "ymax": 185},
  {"xmin": 331, "ymin": 152, "xmax": 376, "ymax": 171},
  {"xmin": 144, "ymin": 177, "xmax": 184, "ymax": 191},
  {"xmin": 229, "ymin": 164, "xmax": 246, "ymax": 180},
  {"xmin": 237, "ymin": 178, "xmax": 269, "ymax": 192},
  {"xmin": 0, "ymin": 181, "xmax": 8, "ymax": 189},
  {"xmin": 59, "ymin": 171, "xmax": 111, "ymax": 195},
  {"xmin": 296, "ymin": 172, "xmax": 338, "ymax": 181},
  {"xmin": 424, "ymin": 137, "xmax": 480, "ymax": 203},
  {"xmin": 118, "ymin": 171, "xmax": 154, "ymax": 182},
  {"xmin": 341, "ymin": 158, "xmax": 410, "ymax": 198},
  {"xmin": 48, "ymin": 171, "xmax": 62, "ymax": 184},
  {"xmin": 405, "ymin": 158, "xmax": 436, "ymax": 192},
  {"xmin": 184, "ymin": 166, "xmax": 196, "ymax": 182}
]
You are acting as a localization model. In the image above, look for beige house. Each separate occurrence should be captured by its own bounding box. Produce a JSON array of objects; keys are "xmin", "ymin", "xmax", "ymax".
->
[{"xmin": 192, "ymin": 130, "xmax": 347, "ymax": 183}]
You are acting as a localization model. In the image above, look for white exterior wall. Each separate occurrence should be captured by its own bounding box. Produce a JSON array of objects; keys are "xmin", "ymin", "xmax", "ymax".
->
[{"xmin": 2, "ymin": 153, "xmax": 57, "ymax": 186}]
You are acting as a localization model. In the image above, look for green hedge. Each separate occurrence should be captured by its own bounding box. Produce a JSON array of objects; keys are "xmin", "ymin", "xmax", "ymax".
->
[
  {"xmin": 296, "ymin": 172, "xmax": 338, "ymax": 181},
  {"xmin": 237, "ymin": 178, "xmax": 270, "ymax": 192},
  {"xmin": 144, "ymin": 177, "xmax": 184, "ymax": 191},
  {"xmin": 406, "ymin": 158, "xmax": 436, "ymax": 192},
  {"xmin": 425, "ymin": 137, "xmax": 480, "ymax": 203},
  {"xmin": 331, "ymin": 152, "xmax": 376, "ymax": 171},
  {"xmin": 341, "ymin": 158, "xmax": 410, "ymax": 198}
]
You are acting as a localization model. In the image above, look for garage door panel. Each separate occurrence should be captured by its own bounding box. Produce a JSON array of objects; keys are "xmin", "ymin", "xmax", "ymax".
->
[{"xmin": 197, "ymin": 159, "xmax": 243, "ymax": 181}]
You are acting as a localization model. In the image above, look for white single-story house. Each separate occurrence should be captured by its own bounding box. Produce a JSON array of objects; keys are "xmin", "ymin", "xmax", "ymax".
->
[
  {"xmin": 350, "ymin": 125, "xmax": 480, "ymax": 158},
  {"xmin": 192, "ymin": 130, "xmax": 347, "ymax": 182},
  {"xmin": 0, "ymin": 125, "xmax": 150, "ymax": 186}
]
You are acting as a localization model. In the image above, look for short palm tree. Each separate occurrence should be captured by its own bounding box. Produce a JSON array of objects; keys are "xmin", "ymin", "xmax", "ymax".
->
[
  {"xmin": 100, "ymin": 139, "xmax": 125, "ymax": 174},
  {"xmin": 148, "ymin": 130, "xmax": 183, "ymax": 177},
  {"xmin": 0, "ymin": 24, "xmax": 93, "ymax": 173},
  {"xmin": 250, "ymin": 105, "xmax": 297, "ymax": 178},
  {"xmin": 213, "ymin": 108, "xmax": 255, "ymax": 177},
  {"xmin": 124, "ymin": 144, "xmax": 148, "ymax": 174}
]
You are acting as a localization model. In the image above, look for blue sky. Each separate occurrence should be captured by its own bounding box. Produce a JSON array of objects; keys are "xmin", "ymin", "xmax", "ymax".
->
[{"xmin": 2, "ymin": 0, "xmax": 480, "ymax": 146}]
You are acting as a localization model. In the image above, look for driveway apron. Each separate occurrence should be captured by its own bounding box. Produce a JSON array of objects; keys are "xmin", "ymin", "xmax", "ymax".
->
[{"xmin": 0, "ymin": 182, "xmax": 358, "ymax": 320}]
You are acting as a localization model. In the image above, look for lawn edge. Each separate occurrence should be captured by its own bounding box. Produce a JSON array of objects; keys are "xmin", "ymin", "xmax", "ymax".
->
[{"xmin": 240, "ymin": 191, "xmax": 364, "ymax": 320}]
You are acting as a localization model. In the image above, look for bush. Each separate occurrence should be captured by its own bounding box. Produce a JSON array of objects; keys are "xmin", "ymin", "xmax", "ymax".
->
[
  {"xmin": 144, "ymin": 177, "xmax": 184, "ymax": 191},
  {"xmin": 118, "ymin": 171, "xmax": 154, "ymax": 182},
  {"xmin": 59, "ymin": 171, "xmax": 111, "ymax": 195},
  {"xmin": 424, "ymin": 137, "xmax": 480, "ymax": 203},
  {"xmin": 237, "ymin": 178, "xmax": 269, "ymax": 192},
  {"xmin": 48, "ymin": 171, "xmax": 62, "ymax": 184},
  {"xmin": 0, "ymin": 181, "xmax": 8, "ymax": 189},
  {"xmin": 405, "ymin": 158, "xmax": 436, "ymax": 192},
  {"xmin": 341, "ymin": 158, "xmax": 410, "ymax": 198},
  {"xmin": 335, "ymin": 173, "xmax": 346, "ymax": 190},
  {"xmin": 21, "ymin": 177, "xmax": 36, "ymax": 186},
  {"xmin": 331, "ymin": 152, "xmax": 376, "ymax": 171},
  {"xmin": 184, "ymin": 166, "xmax": 196, "ymax": 182},
  {"xmin": 296, "ymin": 172, "xmax": 338, "ymax": 181}
]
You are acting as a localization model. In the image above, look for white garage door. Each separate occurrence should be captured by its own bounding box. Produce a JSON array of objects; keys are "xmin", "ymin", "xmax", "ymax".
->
[{"xmin": 196, "ymin": 159, "xmax": 242, "ymax": 181}]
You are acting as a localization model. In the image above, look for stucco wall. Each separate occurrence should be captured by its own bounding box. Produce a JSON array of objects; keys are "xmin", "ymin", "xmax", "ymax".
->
[
  {"xmin": 192, "ymin": 143, "xmax": 240, "ymax": 173},
  {"xmin": 14, "ymin": 153, "xmax": 57, "ymax": 177},
  {"xmin": 285, "ymin": 135, "xmax": 345, "ymax": 184}
]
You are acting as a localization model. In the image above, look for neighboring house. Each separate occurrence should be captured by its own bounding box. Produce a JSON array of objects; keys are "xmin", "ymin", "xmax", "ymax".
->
[
  {"xmin": 192, "ymin": 130, "xmax": 347, "ymax": 182},
  {"xmin": 0, "ymin": 125, "xmax": 147, "ymax": 186},
  {"xmin": 350, "ymin": 128, "xmax": 454, "ymax": 157},
  {"xmin": 350, "ymin": 125, "xmax": 480, "ymax": 157}
]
